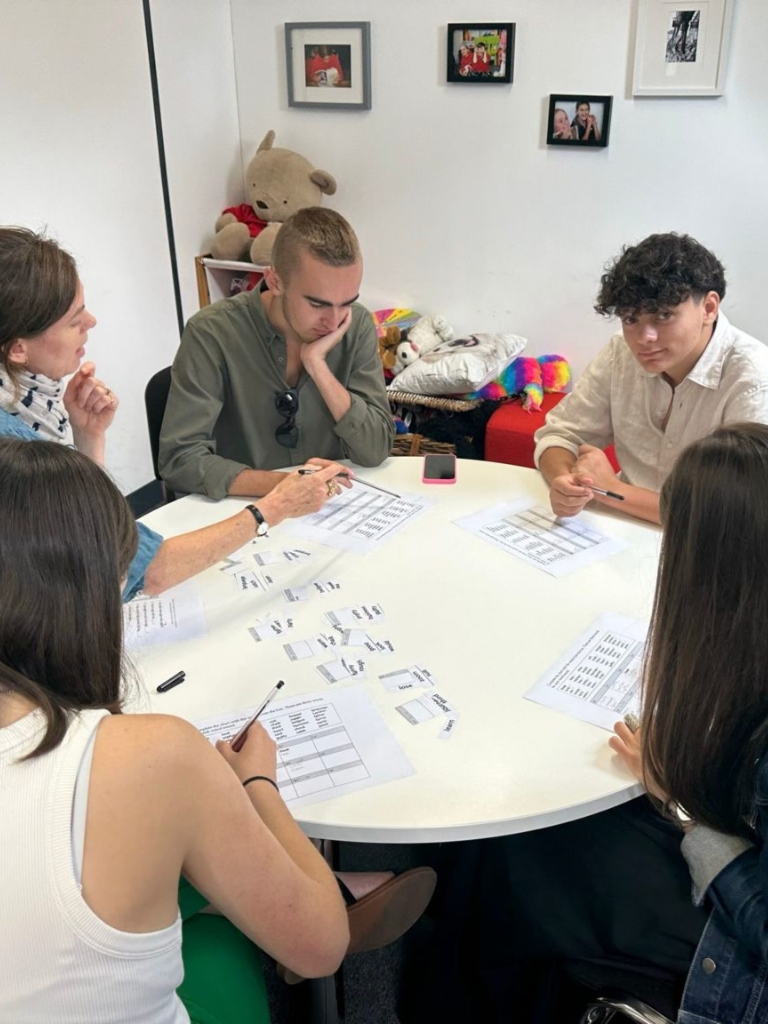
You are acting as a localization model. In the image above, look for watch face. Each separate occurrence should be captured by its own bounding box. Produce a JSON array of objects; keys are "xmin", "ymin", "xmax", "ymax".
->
[{"xmin": 256, "ymin": 521, "xmax": 269, "ymax": 536}]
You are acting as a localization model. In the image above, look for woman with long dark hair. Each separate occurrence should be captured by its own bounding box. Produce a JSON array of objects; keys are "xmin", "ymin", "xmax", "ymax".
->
[{"xmin": 0, "ymin": 439, "xmax": 434, "ymax": 1023}]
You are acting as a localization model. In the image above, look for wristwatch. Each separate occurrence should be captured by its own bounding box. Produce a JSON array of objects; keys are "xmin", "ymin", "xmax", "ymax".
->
[{"xmin": 246, "ymin": 504, "xmax": 269, "ymax": 537}]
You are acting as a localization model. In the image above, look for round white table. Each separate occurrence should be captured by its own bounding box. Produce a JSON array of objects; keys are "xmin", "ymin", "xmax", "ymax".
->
[{"xmin": 134, "ymin": 458, "xmax": 659, "ymax": 844}]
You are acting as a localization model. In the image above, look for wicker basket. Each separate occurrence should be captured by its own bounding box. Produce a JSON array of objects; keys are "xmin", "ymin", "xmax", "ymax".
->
[
  {"xmin": 390, "ymin": 433, "xmax": 456, "ymax": 457},
  {"xmin": 387, "ymin": 390, "xmax": 482, "ymax": 412}
]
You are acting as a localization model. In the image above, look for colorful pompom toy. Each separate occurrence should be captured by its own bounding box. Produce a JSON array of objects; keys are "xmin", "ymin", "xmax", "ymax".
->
[{"xmin": 465, "ymin": 354, "xmax": 571, "ymax": 410}]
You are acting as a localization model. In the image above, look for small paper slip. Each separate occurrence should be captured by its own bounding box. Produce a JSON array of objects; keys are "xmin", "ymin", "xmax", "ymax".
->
[
  {"xmin": 438, "ymin": 715, "xmax": 460, "ymax": 740},
  {"xmin": 283, "ymin": 548, "xmax": 312, "ymax": 562},
  {"xmin": 524, "ymin": 612, "xmax": 647, "ymax": 731},
  {"xmin": 374, "ymin": 638, "xmax": 396, "ymax": 656},
  {"xmin": 379, "ymin": 664, "xmax": 436, "ymax": 692},
  {"xmin": 123, "ymin": 582, "xmax": 206, "ymax": 648},
  {"xmin": 235, "ymin": 571, "xmax": 264, "ymax": 593},
  {"xmin": 312, "ymin": 579, "xmax": 341, "ymax": 594},
  {"xmin": 220, "ymin": 558, "xmax": 251, "ymax": 576},
  {"xmin": 317, "ymin": 656, "xmax": 367, "ymax": 684},
  {"xmin": 340, "ymin": 628, "xmax": 370, "ymax": 647},
  {"xmin": 325, "ymin": 604, "xmax": 385, "ymax": 629},
  {"xmin": 456, "ymin": 501, "xmax": 629, "ymax": 578},
  {"xmin": 254, "ymin": 550, "xmax": 281, "ymax": 567},
  {"xmin": 283, "ymin": 638, "xmax": 323, "ymax": 660},
  {"xmin": 248, "ymin": 616, "xmax": 295, "ymax": 642},
  {"xmin": 396, "ymin": 691, "xmax": 456, "ymax": 724},
  {"xmin": 283, "ymin": 586, "xmax": 312, "ymax": 603},
  {"xmin": 313, "ymin": 632, "xmax": 339, "ymax": 652}
]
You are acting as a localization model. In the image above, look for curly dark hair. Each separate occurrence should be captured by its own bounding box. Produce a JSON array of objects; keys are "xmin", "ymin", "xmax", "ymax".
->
[{"xmin": 595, "ymin": 232, "xmax": 726, "ymax": 318}]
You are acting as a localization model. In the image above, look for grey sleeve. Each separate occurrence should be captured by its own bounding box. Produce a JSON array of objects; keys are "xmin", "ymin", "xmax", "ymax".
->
[
  {"xmin": 158, "ymin": 320, "xmax": 250, "ymax": 499},
  {"xmin": 333, "ymin": 313, "xmax": 394, "ymax": 467},
  {"xmin": 681, "ymin": 824, "xmax": 754, "ymax": 906}
]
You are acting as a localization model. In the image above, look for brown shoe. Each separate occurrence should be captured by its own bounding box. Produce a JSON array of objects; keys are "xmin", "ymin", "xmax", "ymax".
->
[{"xmin": 277, "ymin": 866, "xmax": 437, "ymax": 984}]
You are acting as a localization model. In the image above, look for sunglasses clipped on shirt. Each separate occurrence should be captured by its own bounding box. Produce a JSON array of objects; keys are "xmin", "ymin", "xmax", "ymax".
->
[{"xmin": 274, "ymin": 387, "xmax": 299, "ymax": 448}]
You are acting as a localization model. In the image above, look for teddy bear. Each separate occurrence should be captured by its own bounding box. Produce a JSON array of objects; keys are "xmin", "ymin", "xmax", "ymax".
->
[
  {"xmin": 378, "ymin": 326, "xmax": 402, "ymax": 377},
  {"xmin": 211, "ymin": 130, "xmax": 337, "ymax": 266},
  {"xmin": 393, "ymin": 315, "xmax": 455, "ymax": 375}
]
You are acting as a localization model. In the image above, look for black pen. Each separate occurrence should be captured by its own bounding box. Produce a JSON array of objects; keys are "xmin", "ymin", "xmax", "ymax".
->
[
  {"xmin": 298, "ymin": 467, "xmax": 400, "ymax": 499},
  {"xmin": 230, "ymin": 680, "xmax": 285, "ymax": 752},
  {"xmin": 589, "ymin": 486, "xmax": 625, "ymax": 501},
  {"xmin": 157, "ymin": 670, "xmax": 185, "ymax": 693}
]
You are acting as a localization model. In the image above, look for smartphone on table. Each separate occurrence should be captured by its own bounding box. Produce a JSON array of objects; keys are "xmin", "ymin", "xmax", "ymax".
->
[{"xmin": 422, "ymin": 453, "xmax": 457, "ymax": 484}]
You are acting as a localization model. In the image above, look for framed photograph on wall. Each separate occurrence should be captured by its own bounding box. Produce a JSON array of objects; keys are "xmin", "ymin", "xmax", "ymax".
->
[
  {"xmin": 547, "ymin": 95, "xmax": 612, "ymax": 148},
  {"xmin": 632, "ymin": 1, "xmax": 734, "ymax": 97},
  {"xmin": 285, "ymin": 22, "xmax": 371, "ymax": 110},
  {"xmin": 446, "ymin": 23, "xmax": 515, "ymax": 84}
]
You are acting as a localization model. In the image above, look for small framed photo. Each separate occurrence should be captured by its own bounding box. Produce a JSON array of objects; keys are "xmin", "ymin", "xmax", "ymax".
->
[
  {"xmin": 285, "ymin": 22, "xmax": 371, "ymax": 110},
  {"xmin": 632, "ymin": 1, "xmax": 734, "ymax": 97},
  {"xmin": 446, "ymin": 23, "xmax": 515, "ymax": 84},
  {"xmin": 547, "ymin": 95, "xmax": 612, "ymax": 148}
]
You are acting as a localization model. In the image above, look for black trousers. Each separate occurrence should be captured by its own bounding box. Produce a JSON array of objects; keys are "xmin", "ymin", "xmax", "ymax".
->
[{"xmin": 400, "ymin": 798, "xmax": 708, "ymax": 1023}]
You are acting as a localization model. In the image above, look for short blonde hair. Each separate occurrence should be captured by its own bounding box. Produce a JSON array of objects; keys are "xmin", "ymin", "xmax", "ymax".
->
[{"xmin": 272, "ymin": 207, "xmax": 360, "ymax": 281}]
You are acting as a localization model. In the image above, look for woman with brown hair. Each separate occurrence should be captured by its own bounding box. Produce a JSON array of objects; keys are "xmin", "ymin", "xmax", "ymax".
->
[
  {"xmin": 0, "ymin": 226, "xmax": 350, "ymax": 600},
  {"xmin": 413, "ymin": 424, "xmax": 768, "ymax": 1023}
]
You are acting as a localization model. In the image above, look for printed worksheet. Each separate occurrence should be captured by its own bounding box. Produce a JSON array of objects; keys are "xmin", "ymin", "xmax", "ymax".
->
[
  {"xmin": 195, "ymin": 685, "xmax": 414, "ymax": 807},
  {"xmin": 524, "ymin": 613, "xmax": 646, "ymax": 730},
  {"xmin": 456, "ymin": 501, "xmax": 629, "ymax": 577},
  {"xmin": 123, "ymin": 582, "xmax": 206, "ymax": 648},
  {"xmin": 283, "ymin": 486, "xmax": 430, "ymax": 554}
]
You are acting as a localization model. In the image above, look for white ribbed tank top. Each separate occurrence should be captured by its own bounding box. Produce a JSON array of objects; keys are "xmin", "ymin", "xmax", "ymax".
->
[{"xmin": 0, "ymin": 708, "xmax": 188, "ymax": 1023}]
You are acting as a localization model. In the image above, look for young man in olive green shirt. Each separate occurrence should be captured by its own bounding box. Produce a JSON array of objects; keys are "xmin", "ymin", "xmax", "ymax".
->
[{"xmin": 158, "ymin": 208, "xmax": 394, "ymax": 500}]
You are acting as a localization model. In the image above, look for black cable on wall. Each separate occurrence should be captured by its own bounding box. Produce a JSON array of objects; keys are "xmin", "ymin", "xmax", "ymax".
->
[{"xmin": 142, "ymin": 0, "xmax": 184, "ymax": 337}]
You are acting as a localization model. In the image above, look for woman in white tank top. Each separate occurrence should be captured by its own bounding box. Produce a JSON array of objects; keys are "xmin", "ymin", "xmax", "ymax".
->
[{"xmin": 0, "ymin": 438, "xmax": 353, "ymax": 1023}]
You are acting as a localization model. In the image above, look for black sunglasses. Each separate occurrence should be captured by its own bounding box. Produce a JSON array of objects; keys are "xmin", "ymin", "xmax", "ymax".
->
[{"xmin": 274, "ymin": 388, "xmax": 299, "ymax": 448}]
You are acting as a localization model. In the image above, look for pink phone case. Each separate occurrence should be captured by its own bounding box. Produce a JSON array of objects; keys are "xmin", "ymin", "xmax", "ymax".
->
[{"xmin": 422, "ymin": 456, "xmax": 457, "ymax": 485}]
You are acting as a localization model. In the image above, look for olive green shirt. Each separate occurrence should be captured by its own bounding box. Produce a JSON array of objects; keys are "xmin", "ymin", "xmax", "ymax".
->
[{"xmin": 158, "ymin": 288, "xmax": 394, "ymax": 498}]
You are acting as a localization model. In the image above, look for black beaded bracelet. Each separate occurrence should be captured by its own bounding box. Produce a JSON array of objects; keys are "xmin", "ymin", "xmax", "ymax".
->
[{"xmin": 242, "ymin": 775, "xmax": 279, "ymax": 792}]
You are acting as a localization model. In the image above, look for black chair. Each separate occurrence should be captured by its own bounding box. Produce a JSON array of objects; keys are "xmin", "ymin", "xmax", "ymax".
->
[{"xmin": 144, "ymin": 365, "xmax": 174, "ymax": 504}]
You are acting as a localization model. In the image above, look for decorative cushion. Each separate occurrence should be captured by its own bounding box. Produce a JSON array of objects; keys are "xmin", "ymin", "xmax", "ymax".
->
[{"xmin": 390, "ymin": 333, "xmax": 527, "ymax": 396}]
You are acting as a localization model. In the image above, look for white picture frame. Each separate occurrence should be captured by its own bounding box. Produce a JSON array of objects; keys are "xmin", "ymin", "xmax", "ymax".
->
[{"xmin": 632, "ymin": 0, "xmax": 734, "ymax": 97}]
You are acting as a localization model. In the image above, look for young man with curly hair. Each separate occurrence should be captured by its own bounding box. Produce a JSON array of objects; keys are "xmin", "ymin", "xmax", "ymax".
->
[{"xmin": 534, "ymin": 232, "xmax": 768, "ymax": 524}]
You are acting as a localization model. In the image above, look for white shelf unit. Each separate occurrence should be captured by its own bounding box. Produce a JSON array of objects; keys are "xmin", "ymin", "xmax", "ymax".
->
[{"xmin": 194, "ymin": 255, "xmax": 268, "ymax": 307}]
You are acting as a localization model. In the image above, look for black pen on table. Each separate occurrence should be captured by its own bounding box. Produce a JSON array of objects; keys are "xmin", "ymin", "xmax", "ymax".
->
[
  {"xmin": 230, "ymin": 680, "xmax": 285, "ymax": 752},
  {"xmin": 588, "ymin": 485, "xmax": 625, "ymax": 502},
  {"xmin": 298, "ymin": 467, "xmax": 400, "ymax": 499},
  {"xmin": 157, "ymin": 670, "xmax": 185, "ymax": 693}
]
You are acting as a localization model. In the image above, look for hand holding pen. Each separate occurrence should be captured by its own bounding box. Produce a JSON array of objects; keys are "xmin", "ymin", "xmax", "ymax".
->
[
  {"xmin": 298, "ymin": 466, "xmax": 401, "ymax": 499},
  {"xmin": 229, "ymin": 680, "xmax": 285, "ymax": 752}
]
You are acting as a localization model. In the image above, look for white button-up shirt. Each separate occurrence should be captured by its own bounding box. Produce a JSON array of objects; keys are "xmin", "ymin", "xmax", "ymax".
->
[{"xmin": 534, "ymin": 313, "xmax": 768, "ymax": 491}]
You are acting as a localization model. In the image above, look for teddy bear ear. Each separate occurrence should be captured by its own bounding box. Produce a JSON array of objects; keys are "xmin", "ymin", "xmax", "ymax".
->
[
  {"xmin": 258, "ymin": 130, "xmax": 276, "ymax": 153},
  {"xmin": 310, "ymin": 169, "xmax": 337, "ymax": 196}
]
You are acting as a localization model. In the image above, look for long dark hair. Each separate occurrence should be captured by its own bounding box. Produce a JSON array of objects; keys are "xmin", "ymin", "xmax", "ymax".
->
[
  {"xmin": 642, "ymin": 423, "xmax": 768, "ymax": 837},
  {"xmin": 0, "ymin": 438, "xmax": 137, "ymax": 757},
  {"xmin": 0, "ymin": 227, "xmax": 78, "ymax": 388}
]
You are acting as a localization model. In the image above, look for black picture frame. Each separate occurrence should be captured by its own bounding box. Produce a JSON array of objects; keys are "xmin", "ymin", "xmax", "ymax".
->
[
  {"xmin": 547, "ymin": 95, "xmax": 612, "ymax": 148},
  {"xmin": 446, "ymin": 23, "xmax": 515, "ymax": 84}
]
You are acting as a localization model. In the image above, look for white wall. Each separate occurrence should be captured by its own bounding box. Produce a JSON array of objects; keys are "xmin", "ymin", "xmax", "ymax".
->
[
  {"xmin": 151, "ymin": 0, "xmax": 242, "ymax": 323},
  {"xmin": 0, "ymin": 0, "xmax": 242, "ymax": 492},
  {"xmin": 230, "ymin": 0, "xmax": 768, "ymax": 378},
  {"xmin": 0, "ymin": 0, "xmax": 180, "ymax": 492}
]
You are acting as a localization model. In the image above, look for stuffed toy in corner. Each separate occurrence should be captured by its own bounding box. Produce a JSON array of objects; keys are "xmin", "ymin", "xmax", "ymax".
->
[
  {"xmin": 464, "ymin": 354, "xmax": 571, "ymax": 410},
  {"xmin": 211, "ymin": 130, "xmax": 337, "ymax": 266},
  {"xmin": 378, "ymin": 327, "xmax": 402, "ymax": 375},
  {"xmin": 393, "ymin": 315, "xmax": 455, "ymax": 375}
]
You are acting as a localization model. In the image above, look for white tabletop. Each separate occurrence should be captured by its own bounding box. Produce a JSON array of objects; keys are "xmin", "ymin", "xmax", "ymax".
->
[{"xmin": 134, "ymin": 459, "xmax": 658, "ymax": 844}]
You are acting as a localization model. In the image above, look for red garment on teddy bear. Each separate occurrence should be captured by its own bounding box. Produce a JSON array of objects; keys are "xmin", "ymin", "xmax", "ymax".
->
[{"xmin": 221, "ymin": 204, "xmax": 269, "ymax": 238}]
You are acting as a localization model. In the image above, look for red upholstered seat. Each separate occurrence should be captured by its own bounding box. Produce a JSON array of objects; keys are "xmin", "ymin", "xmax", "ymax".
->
[{"xmin": 484, "ymin": 395, "xmax": 619, "ymax": 471}]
